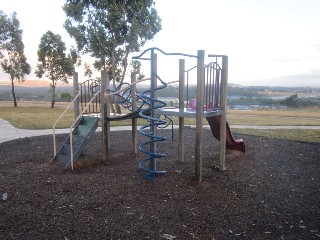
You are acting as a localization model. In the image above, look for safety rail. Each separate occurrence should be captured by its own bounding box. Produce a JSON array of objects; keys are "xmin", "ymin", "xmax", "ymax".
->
[
  {"xmin": 53, "ymin": 91, "xmax": 81, "ymax": 158},
  {"xmin": 79, "ymin": 79, "xmax": 101, "ymax": 114},
  {"xmin": 68, "ymin": 90, "xmax": 101, "ymax": 169},
  {"xmin": 185, "ymin": 61, "xmax": 222, "ymax": 110}
]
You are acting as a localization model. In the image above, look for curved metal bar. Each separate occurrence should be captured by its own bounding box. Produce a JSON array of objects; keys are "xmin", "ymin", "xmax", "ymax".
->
[
  {"xmin": 156, "ymin": 115, "xmax": 173, "ymax": 129},
  {"xmin": 185, "ymin": 61, "xmax": 222, "ymax": 73},
  {"xmin": 108, "ymin": 82, "xmax": 150, "ymax": 111},
  {"xmin": 184, "ymin": 65, "xmax": 198, "ymax": 73},
  {"xmin": 132, "ymin": 47, "xmax": 197, "ymax": 60},
  {"xmin": 205, "ymin": 61, "xmax": 222, "ymax": 70}
]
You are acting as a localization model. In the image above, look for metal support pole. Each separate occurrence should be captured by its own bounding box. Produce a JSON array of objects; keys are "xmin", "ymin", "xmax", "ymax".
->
[
  {"xmin": 131, "ymin": 72, "xmax": 138, "ymax": 153},
  {"xmin": 195, "ymin": 50, "xmax": 205, "ymax": 182},
  {"xmin": 178, "ymin": 59, "xmax": 185, "ymax": 162},
  {"xmin": 219, "ymin": 56, "xmax": 228, "ymax": 171},
  {"xmin": 73, "ymin": 72, "xmax": 80, "ymax": 120},
  {"xmin": 150, "ymin": 52, "xmax": 157, "ymax": 172}
]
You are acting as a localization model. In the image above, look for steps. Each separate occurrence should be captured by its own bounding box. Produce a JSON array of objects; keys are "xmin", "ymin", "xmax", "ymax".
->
[{"xmin": 53, "ymin": 116, "xmax": 100, "ymax": 169}]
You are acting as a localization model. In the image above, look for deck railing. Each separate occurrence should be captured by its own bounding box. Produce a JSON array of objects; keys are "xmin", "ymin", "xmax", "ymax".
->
[{"xmin": 185, "ymin": 59, "xmax": 223, "ymax": 111}]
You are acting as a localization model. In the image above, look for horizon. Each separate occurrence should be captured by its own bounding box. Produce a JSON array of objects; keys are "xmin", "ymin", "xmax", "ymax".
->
[{"xmin": 0, "ymin": 78, "xmax": 320, "ymax": 89}]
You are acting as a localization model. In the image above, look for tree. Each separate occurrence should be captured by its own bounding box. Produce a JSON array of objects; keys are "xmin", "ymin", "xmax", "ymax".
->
[
  {"xmin": 281, "ymin": 94, "xmax": 299, "ymax": 108},
  {"xmin": 35, "ymin": 31, "xmax": 74, "ymax": 108},
  {"xmin": 0, "ymin": 11, "xmax": 31, "ymax": 107},
  {"xmin": 130, "ymin": 60, "xmax": 145, "ymax": 80},
  {"xmin": 60, "ymin": 92, "xmax": 72, "ymax": 102},
  {"xmin": 63, "ymin": 0, "xmax": 161, "ymax": 87}
]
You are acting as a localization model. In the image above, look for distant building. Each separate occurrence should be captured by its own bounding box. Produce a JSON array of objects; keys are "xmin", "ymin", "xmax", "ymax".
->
[{"xmin": 158, "ymin": 97, "xmax": 179, "ymax": 107}]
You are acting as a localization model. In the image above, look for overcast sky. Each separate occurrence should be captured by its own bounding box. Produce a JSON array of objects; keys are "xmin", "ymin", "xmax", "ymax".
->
[{"xmin": 1, "ymin": 0, "xmax": 320, "ymax": 87}]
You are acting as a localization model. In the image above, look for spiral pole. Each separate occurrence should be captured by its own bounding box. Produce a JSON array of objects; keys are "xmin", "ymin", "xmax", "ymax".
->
[
  {"xmin": 137, "ymin": 72, "xmax": 168, "ymax": 181},
  {"xmin": 137, "ymin": 51, "xmax": 168, "ymax": 181}
]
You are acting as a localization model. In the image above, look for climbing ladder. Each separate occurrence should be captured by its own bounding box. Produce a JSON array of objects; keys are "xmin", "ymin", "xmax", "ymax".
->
[{"xmin": 53, "ymin": 115, "xmax": 99, "ymax": 169}]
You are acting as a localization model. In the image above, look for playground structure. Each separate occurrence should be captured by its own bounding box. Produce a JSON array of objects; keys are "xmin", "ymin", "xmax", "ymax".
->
[{"xmin": 52, "ymin": 48, "xmax": 245, "ymax": 182}]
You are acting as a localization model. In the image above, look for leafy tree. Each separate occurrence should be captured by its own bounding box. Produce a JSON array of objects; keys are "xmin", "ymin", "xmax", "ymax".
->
[
  {"xmin": 130, "ymin": 60, "xmax": 145, "ymax": 80},
  {"xmin": 35, "ymin": 31, "xmax": 74, "ymax": 108},
  {"xmin": 63, "ymin": 0, "xmax": 161, "ymax": 87},
  {"xmin": 0, "ymin": 11, "xmax": 31, "ymax": 107},
  {"xmin": 60, "ymin": 92, "xmax": 72, "ymax": 102},
  {"xmin": 281, "ymin": 94, "xmax": 299, "ymax": 108}
]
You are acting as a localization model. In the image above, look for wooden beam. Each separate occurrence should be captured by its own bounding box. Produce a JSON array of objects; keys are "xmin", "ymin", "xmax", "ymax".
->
[
  {"xmin": 178, "ymin": 59, "xmax": 185, "ymax": 162},
  {"xmin": 101, "ymin": 70, "xmax": 110, "ymax": 162},
  {"xmin": 73, "ymin": 72, "xmax": 80, "ymax": 120},
  {"xmin": 219, "ymin": 56, "xmax": 228, "ymax": 171},
  {"xmin": 195, "ymin": 50, "xmax": 205, "ymax": 182}
]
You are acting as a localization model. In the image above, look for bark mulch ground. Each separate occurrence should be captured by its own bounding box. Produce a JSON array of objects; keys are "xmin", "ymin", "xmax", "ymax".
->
[{"xmin": 0, "ymin": 128, "xmax": 319, "ymax": 239}]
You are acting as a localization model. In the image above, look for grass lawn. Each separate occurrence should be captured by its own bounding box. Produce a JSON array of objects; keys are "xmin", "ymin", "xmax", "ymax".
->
[
  {"xmin": 0, "ymin": 101, "xmax": 319, "ymax": 143},
  {"xmin": 232, "ymin": 128, "xmax": 320, "ymax": 144}
]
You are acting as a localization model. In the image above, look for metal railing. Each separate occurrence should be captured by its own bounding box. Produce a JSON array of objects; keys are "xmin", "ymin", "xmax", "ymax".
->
[
  {"xmin": 53, "ymin": 91, "xmax": 81, "ymax": 158},
  {"xmin": 185, "ymin": 61, "xmax": 222, "ymax": 110},
  {"xmin": 68, "ymin": 90, "xmax": 101, "ymax": 169},
  {"xmin": 79, "ymin": 79, "xmax": 101, "ymax": 114}
]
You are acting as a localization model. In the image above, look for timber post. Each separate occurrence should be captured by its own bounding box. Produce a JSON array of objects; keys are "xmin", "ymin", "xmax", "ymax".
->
[
  {"xmin": 219, "ymin": 56, "xmax": 228, "ymax": 171},
  {"xmin": 178, "ymin": 59, "xmax": 185, "ymax": 162},
  {"xmin": 195, "ymin": 50, "xmax": 205, "ymax": 182},
  {"xmin": 73, "ymin": 72, "xmax": 80, "ymax": 120},
  {"xmin": 101, "ymin": 70, "xmax": 110, "ymax": 162}
]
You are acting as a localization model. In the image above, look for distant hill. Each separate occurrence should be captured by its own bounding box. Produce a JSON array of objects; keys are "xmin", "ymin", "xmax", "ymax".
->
[
  {"xmin": 0, "ymin": 79, "xmax": 72, "ymax": 87},
  {"xmin": 228, "ymin": 83, "xmax": 244, "ymax": 88}
]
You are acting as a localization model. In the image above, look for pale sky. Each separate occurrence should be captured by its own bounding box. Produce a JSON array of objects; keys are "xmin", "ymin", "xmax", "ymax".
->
[{"xmin": 1, "ymin": 0, "xmax": 320, "ymax": 87}]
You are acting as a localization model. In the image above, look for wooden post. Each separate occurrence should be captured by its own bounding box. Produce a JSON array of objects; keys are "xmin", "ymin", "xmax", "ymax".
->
[
  {"xmin": 101, "ymin": 70, "xmax": 110, "ymax": 162},
  {"xmin": 73, "ymin": 72, "xmax": 80, "ymax": 120},
  {"xmin": 219, "ymin": 56, "xmax": 228, "ymax": 171},
  {"xmin": 178, "ymin": 59, "xmax": 185, "ymax": 162},
  {"xmin": 131, "ymin": 72, "xmax": 137, "ymax": 153},
  {"xmin": 195, "ymin": 50, "xmax": 205, "ymax": 182}
]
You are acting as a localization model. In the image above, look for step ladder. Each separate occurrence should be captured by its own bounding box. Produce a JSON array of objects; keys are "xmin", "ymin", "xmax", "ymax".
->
[{"xmin": 53, "ymin": 116, "xmax": 100, "ymax": 169}]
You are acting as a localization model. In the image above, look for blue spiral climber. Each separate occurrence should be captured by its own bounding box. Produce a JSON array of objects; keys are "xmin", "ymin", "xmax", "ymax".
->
[
  {"xmin": 132, "ymin": 47, "xmax": 197, "ymax": 181},
  {"xmin": 132, "ymin": 48, "xmax": 173, "ymax": 181},
  {"xmin": 137, "ymin": 72, "xmax": 168, "ymax": 181}
]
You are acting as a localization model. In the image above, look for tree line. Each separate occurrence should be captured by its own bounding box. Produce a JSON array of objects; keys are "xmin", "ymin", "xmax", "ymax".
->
[{"xmin": 0, "ymin": 0, "xmax": 161, "ymax": 108}]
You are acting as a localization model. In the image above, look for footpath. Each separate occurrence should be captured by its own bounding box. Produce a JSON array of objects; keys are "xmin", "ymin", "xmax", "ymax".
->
[
  {"xmin": 0, "ymin": 118, "xmax": 319, "ymax": 144},
  {"xmin": 0, "ymin": 118, "xmax": 131, "ymax": 144}
]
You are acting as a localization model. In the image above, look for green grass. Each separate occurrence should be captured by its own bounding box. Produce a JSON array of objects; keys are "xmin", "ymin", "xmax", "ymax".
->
[
  {"xmin": 227, "ymin": 109, "xmax": 320, "ymax": 126},
  {"xmin": 0, "ymin": 101, "xmax": 319, "ymax": 143},
  {"xmin": 232, "ymin": 128, "xmax": 320, "ymax": 144},
  {"xmin": 0, "ymin": 101, "xmax": 74, "ymax": 129}
]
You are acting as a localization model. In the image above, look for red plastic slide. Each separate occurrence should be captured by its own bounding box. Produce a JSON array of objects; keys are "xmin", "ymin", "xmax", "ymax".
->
[{"xmin": 206, "ymin": 116, "xmax": 246, "ymax": 153}]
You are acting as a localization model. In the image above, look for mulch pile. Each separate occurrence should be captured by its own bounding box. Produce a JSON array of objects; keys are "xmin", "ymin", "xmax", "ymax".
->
[{"xmin": 0, "ymin": 128, "xmax": 319, "ymax": 239}]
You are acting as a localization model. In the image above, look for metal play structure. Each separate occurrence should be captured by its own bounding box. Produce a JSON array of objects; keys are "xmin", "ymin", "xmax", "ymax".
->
[{"xmin": 51, "ymin": 47, "xmax": 245, "ymax": 182}]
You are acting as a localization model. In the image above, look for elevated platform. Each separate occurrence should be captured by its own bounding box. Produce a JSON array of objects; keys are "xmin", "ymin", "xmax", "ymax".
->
[{"xmin": 156, "ymin": 107, "xmax": 224, "ymax": 118}]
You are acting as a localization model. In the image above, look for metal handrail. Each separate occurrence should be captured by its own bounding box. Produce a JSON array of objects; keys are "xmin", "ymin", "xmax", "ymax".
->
[
  {"xmin": 68, "ymin": 90, "xmax": 101, "ymax": 170},
  {"xmin": 132, "ymin": 47, "xmax": 198, "ymax": 60},
  {"xmin": 53, "ymin": 91, "xmax": 81, "ymax": 158}
]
